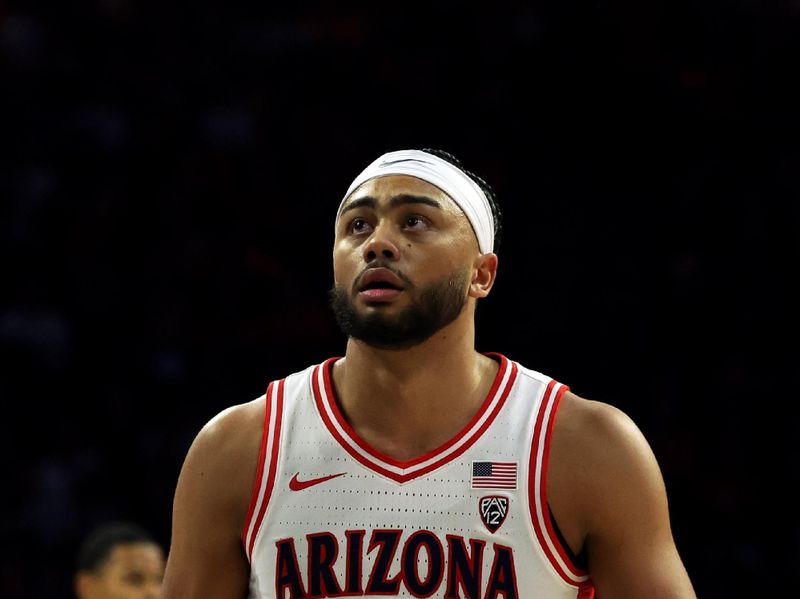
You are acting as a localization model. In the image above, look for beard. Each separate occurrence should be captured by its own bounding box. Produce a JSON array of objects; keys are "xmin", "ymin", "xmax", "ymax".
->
[{"xmin": 329, "ymin": 267, "xmax": 469, "ymax": 351}]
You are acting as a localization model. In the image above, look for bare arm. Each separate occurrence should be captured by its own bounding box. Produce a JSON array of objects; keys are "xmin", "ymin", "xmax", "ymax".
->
[
  {"xmin": 161, "ymin": 399, "xmax": 264, "ymax": 599},
  {"xmin": 550, "ymin": 393, "xmax": 696, "ymax": 599}
]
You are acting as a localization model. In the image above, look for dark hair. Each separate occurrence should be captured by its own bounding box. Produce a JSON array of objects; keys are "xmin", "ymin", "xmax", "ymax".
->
[
  {"xmin": 419, "ymin": 148, "xmax": 503, "ymax": 253},
  {"xmin": 76, "ymin": 521, "xmax": 157, "ymax": 573}
]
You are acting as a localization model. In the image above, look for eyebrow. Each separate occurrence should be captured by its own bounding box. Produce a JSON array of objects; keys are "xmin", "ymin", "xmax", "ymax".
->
[{"xmin": 340, "ymin": 194, "xmax": 442, "ymax": 215}]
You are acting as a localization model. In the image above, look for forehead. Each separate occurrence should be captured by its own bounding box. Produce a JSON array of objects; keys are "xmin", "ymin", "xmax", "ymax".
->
[{"xmin": 342, "ymin": 175, "xmax": 464, "ymax": 215}]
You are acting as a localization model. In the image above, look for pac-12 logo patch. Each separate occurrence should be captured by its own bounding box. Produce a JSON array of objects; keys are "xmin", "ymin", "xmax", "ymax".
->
[{"xmin": 479, "ymin": 496, "xmax": 509, "ymax": 533}]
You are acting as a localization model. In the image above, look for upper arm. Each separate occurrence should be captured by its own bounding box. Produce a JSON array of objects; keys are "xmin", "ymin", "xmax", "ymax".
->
[
  {"xmin": 552, "ymin": 394, "xmax": 697, "ymax": 599},
  {"xmin": 161, "ymin": 399, "xmax": 264, "ymax": 599}
]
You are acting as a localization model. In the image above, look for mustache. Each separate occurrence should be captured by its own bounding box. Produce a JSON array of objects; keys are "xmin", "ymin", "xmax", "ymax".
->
[{"xmin": 351, "ymin": 259, "xmax": 414, "ymax": 294}]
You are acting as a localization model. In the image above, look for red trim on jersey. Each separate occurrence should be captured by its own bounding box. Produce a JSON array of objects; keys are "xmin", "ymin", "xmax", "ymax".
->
[
  {"xmin": 322, "ymin": 354, "xmax": 511, "ymax": 468},
  {"xmin": 528, "ymin": 380, "xmax": 593, "ymax": 589},
  {"xmin": 244, "ymin": 378, "xmax": 285, "ymax": 561},
  {"xmin": 578, "ymin": 585, "xmax": 596, "ymax": 599},
  {"xmin": 242, "ymin": 381, "xmax": 273, "ymax": 550},
  {"xmin": 541, "ymin": 384, "xmax": 591, "ymax": 581},
  {"xmin": 312, "ymin": 354, "xmax": 517, "ymax": 483}
]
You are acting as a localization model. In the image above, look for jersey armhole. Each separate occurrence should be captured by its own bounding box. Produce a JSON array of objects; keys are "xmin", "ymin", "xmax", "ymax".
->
[
  {"xmin": 241, "ymin": 379, "xmax": 285, "ymax": 562},
  {"xmin": 528, "ymin": 380, "xmax": 593, "ymax": 589},
  {"xmin": 548, "ymin": 504, "xmax": 588, "ymax": 571}
]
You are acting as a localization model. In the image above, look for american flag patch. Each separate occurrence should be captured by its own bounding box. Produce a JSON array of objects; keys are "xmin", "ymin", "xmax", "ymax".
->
[{"xmin": 471, "ymin": 461, "xmax": 517, "ymax": 489}]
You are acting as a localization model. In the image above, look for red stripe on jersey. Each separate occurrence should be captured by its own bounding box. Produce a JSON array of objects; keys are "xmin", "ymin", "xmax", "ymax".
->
[
  {"xmin": 541, "ymin": 384, "xmax": 591, "ymax": 582},
  {"xmin": 312, "ymin": 354, "xmax": 517, "ymax": 483},
  {"xmin": 312, "ymin": 362, "xmax": 406, "ymax": 482},
  {"xmin": 528, "ymin": 380, "xmax": 592, "ymax": 587},
  {"xmin": 245, "ymin": 378, "xmax": 285, "ymax": 561},
  {"xmin": 241, "ymin": 381, "xmax": 273, "ymax": 551}
]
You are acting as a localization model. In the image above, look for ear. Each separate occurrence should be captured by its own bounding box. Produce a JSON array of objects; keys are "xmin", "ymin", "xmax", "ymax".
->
[{"xmin": 468, "ymin": 252, "xmax": 498, "ymax": 299}]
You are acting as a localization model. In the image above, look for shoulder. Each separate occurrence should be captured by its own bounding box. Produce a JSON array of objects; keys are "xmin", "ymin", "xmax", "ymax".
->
[
  {"xmin": 162, "ymin": 397, "xmax": 267, "ymax": 597},
  {"xmin": 188, "ymin": 358, "xmax": 321, "ymax": 464},
  {"xmin": 191, "ymin": 395, "xmax": 265, "ymax": 466},
  {"xmin": 552, "ymin": 390, "xmax": 664, "ymax": 492},
  {"xmin": 546, "ymin": 393, "xmax": 697, "ymax": 595},
  {"xmin": 554, "ymin": 391, "xmax": 651, "ymax": 456},
  {"xmin": 549, "ymin": 390, "xmax": 670, "ymax": 539},
  {"xmin": 191, "ymin": 396, "xmax": 265, "ymax": 461},
  {"xmin": 182, "ymin": 361, "xmax": 320, "ymax": 491},
  {"xmin": 176, "ymin": 396, "xmax": 267, "ymax": 528}
]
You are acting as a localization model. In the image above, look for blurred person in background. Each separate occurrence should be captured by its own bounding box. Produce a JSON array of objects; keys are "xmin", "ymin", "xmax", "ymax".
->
[{"xmin": 74, "ymin": 521, "xmax": 164, "ymax": 599}]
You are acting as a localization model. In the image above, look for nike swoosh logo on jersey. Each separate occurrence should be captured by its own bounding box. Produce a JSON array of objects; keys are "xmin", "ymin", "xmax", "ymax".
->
[{"xmin": 289, "ymin": 472, "xmax": 347, "ymax": 491}]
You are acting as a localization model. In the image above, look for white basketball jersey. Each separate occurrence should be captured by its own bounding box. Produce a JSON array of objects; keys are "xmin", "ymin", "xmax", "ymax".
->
[{"xmin": 242, "ymin": 354, "xmax": 595, "ymax": 598}]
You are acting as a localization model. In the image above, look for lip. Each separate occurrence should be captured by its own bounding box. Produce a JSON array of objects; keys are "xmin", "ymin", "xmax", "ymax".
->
[
  {"xmin": 358, "ymin": 288, "xmax": 403, "ymax": 302},
  {"xmin": 356, "ymin": 267, "xmax": 406, "ymax": 303},
  {"xmin": 356, "ymin": 268, "xmax": 406, "ymax": 292}
]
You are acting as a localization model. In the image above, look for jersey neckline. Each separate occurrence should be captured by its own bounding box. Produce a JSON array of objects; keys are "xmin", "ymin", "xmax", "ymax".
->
[{"xmin": 311, "ymin": 352, "xmax": 518, "ymax": 483}]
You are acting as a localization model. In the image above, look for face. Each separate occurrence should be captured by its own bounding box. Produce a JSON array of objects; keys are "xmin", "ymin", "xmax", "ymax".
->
[
  {"xmin": 331, "ymin": 175, "xmax": 491, "ymax": 350},
  {"xmin": 78, "ymin": 542, "xmax": 165, "ymax": 599}
]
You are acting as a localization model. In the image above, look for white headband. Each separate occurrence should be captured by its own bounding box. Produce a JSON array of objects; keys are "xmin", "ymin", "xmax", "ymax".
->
[{"xmin": 337, "ymin": 149, "xmax": 495, "ymax": 254}]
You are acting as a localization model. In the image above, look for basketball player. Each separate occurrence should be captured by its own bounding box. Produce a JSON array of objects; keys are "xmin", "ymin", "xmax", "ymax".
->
[
  {"xmin": 161, "ymin": 149, "xmax": 696, "ymax": 598},
  {"xmin": 74, "ymin": 521, "xmax": 165, "ymax": 599}
]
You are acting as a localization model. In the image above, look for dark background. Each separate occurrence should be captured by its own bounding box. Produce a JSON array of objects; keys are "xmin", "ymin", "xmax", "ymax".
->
[{"xmin": 2, "ymin": 1, "xmax": 798, "ymax": 597}]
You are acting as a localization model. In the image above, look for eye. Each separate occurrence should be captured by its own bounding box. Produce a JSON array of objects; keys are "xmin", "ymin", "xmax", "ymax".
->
[
  {"xmin": 123, "ymin": 572, "xmax": 146, "ymax": 587},
  {"xmin": 348, "ymin": 217, "xmax": 372, "ymax": 234},
  {"xmin": 404, "ymin": 215, "xmax": 429, "ymax": 230}
]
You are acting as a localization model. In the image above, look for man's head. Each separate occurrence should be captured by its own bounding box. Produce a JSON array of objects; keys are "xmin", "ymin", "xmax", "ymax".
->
[
  {"xmin": 331, "ymin": 148, "xmax": 502, "ymax": 350},
  {"xmin": 74, "ymin": 522, "xmax": 165, "ymax": 599}
]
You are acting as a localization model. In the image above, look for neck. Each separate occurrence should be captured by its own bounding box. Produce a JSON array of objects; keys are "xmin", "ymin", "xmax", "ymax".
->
[{"xmin": 331, "ymin": 311, "xmax": 499, "ymax": 460}]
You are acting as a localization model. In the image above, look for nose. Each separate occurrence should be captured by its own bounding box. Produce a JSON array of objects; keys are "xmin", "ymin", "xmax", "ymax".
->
[{"xmin": 362, "ymin": 223, "xmax": 401, "ymax": 263}]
